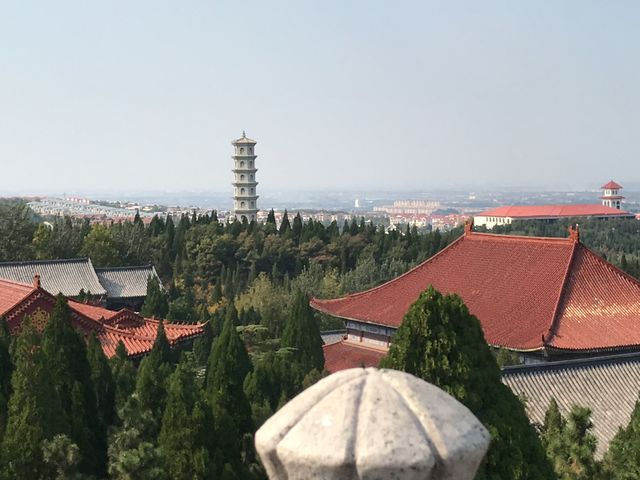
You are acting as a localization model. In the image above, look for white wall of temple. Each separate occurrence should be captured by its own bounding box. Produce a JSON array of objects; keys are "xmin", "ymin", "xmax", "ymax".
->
[{"xmin": 473, "ymin": 215, "xmax": 512, "ymax": 229}]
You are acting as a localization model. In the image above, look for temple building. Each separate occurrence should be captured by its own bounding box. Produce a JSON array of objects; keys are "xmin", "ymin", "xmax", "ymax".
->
[
  {"xmin": 232, "ymin": 131, "xmax": 259, "ymax": 222},
  {"xmin": 312, "ymin": 222, "xmax": 640, "ymax": 370},
  {"xmin": 0, "ymin": 258, "xmax": 161, "ymax": 311},
  {"xmin": 474, "ymin": 180, "xmax": 634, "ymax": 229},
  {"xmin": 0, "ymin": 275, "xmax": 204, "ymax": 358}
]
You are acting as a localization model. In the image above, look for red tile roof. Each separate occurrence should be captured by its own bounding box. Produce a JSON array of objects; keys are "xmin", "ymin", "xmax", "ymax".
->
[
  {"xmin": 601, "ymin": 180, "xmax": 623, "ymax": 190},
  {"xmin": 477, "ymin": 204, "xmax": 631, "ymax": 218},
  {"xmin": 311, "ymin": 230, "xmax": 640, "ymax": 353},
  {"xmin": 0, "ymin": 278, "xmax": 205, "ymax": 358},
  {"xmin": 323, "ymin": 341, "xmax": 386, "ymax": 373}
]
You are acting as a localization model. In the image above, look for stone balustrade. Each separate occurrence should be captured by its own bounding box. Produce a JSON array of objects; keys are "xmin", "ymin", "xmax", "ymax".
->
[{"xmin": 255, "ymin": 368, "xmax": 490, "ymax": 480}]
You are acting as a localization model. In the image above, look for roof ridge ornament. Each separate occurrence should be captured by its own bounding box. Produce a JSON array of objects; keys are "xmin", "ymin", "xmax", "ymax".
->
[
  {"xmin": 33, "ymin": 273, "xmax": 41, "ymax": 289},
  {"xmin": 464, "ymin": 219, "xmax": 474, "ymax": 235},
  {"xmin": 568, "ymin": 224, "xmax": 580, "ymax": 243}
]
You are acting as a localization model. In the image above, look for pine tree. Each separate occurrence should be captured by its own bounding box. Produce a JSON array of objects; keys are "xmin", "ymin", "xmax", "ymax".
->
[
  {"xmin": 602, "ymin": 400, "xmax": 640, "ymax": 478},
  {"xmin": 279, "ymin": 210, "xmax": 291, "ymax": 236},
  {"xmin": 281, "ymin": 290, "xmax": 324, "ymax": 374},
  {"xmin": 141, "ymin": 275, "xmax": 169, "ymax": 319},
  {"xmin": 158, "ymin": 355, "xmax": 212, "ymax": 479},
  {"xmin": 380, "ymin": 286, "xmax": 554, "ymax": 480},
  {"xmin": 87, "ymin": 333, "xmax": 116, "ymax": 432},
  {"xmin": 110, "ymin": 342, "xmax": 136, "ymax": 412},
  {"xmin": 541, "ymin": 398, "xmax": 566, "ymax": 472},
  {"xmin": 135, "ymin": 321, "xmax": 174, "ymax": 422},
  {"xmin": 42, "ymin": 434, "xmax": 82, "ymax": 480},
  {"xmin": 2, "ymin": 319, "xmax": 60, "ymax": 479},
  {"xmin": 0, "ymin": 317, "xmax": 12, "ymax": 441},
  {"xmin": 206, "ymin": 304, "xmax": 253, "ymax": 435},
  {"xmin": 560, "ymin": 406, "xmax": 599, "ymax": 480},
  {"xmin": 41, "ymin": 295, "xmax": 105, "ymax": 476}
]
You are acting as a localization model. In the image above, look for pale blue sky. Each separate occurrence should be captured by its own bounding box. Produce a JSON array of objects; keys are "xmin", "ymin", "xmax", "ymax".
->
[{"xmin": 1, "ymin": 1, "xmax": 638, "ymax": 195}]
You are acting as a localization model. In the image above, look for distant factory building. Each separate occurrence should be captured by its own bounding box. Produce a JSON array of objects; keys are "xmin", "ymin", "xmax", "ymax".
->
[{"xmin": 474, "ymin": 180, "xmax": 634, "ymax": 229}]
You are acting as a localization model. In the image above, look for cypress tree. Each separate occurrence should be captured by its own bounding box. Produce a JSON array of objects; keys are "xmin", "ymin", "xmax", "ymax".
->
[
  {"xmin": 2, "ymin": 319, "xmax": 60, "ymax": 479},
  {"xmin": 87, "ymin": 333, "xmax": 116, "ymax": 432},
  {"xmin": 266, "ymin": 209, "xmax": 276, "ymax": 225},
  {"xmin": 292, "ymin": 213, "xmax": 303, "ymax": 245},
  {"xmin": 110, "ymin": 342, "xmax": 136, "ymax": 412},
  {"xmin": 158, "ymin": 355, "xmax": 212, "ymax": 479},
  {"xmin": 602, "ymin": 400, "xmax": 640, "ymax": 478},
  {"xmin": 281, "ymin": 291, "xmax": 324, "ymax": 374},
  {"xmin": 380, "ymin": 286, "xmax": 554, "ymax": 480},
  {"xmin": 41, "ymin": 295, "xmax": 105, "ymax": 476},
  {"xmin": 279, "ymin": 210, "xmax": 291, "ymax": 236},
  {"xmin": 559, "ymin": 406, "xmax": 599, "ymax": 480},
  {"xmin": 0, "ymin": 317, "xmax": 12, "ymax": 441},
  {"xmin": 135, "ymin": 321, "xmax": 173, "ymax": 422},
  {"xmin": 205, "ymin": 304, "xmax": 253, "ymax": 446},
  {"xmin": 541, "ymin": 398, "xmax": 565, "ymax": 471},
  {"xmin": 141, "ymin": 275, "xmax": 169, "ymax": 319}
]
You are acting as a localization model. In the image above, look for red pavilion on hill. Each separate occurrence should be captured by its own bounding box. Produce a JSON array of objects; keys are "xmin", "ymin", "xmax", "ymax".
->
[
  {"xmin": 0, "ymin": 274, "xmax": 204, "ymax": 358},
  {"xmin": 312, "ymin": 223, "xmax": 640, "ymax": 372}
]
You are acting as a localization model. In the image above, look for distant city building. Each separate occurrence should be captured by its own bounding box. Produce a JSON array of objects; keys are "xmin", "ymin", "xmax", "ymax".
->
[
  {"xmin": 474, "ymin": 180, "xmax": 634, "ymax": 229},
  {"xmin": 232, "ymin": 131, "xmax": 259, "ymax": 222},
  {"xmin": 374, "ymin": 200, "xmax": 440, "ymax": 215}
]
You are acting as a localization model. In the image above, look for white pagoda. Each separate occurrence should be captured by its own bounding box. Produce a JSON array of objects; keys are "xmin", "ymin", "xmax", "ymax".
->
[{"xmin": 231, "ymin": 132, "xmax": 259, "ymax": 222}]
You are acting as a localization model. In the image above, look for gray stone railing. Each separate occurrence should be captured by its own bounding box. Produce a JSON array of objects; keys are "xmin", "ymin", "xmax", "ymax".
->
[{"xmin": 255, "ymin": 368, "xmax": 490, "ymax": 480}]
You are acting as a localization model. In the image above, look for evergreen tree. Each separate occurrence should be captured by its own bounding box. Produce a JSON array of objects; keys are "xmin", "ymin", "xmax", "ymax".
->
[
  {"xmin": 281, "ymin": 290, "xmax": 324, "ymax": 374},
  {"xmin": 2, "ymin": 319, "xmax": 60, "ymax": 479},
  {"xmin": 380, "ymin": 286, "xmax": 554, "ymax": 480},
  {"xmin": 41, "ymin": 295, "xmax": 105, "ymax": 476},
  {"xmin": 87, "ymin": 333, "xmax": 116, "ymax": 432},
  {"xmin": 108, "ymin": 394, "xmax": 165, "ymax": 480},
  {"xmin": 279, "ymin": 210, "xmax": 291, "ymax": 236},
  {"xmin": 110, "ymin": 342, "xmax": 136, "ymax": 412},
  {"xmin": 141, "ymin": 275, "xmax": 169, "ymax": 319},
  {"xmin": 205, "ymin": 304, "xmax": 254, "ymax": 471},
  {"xmin": 542, "ymin": 398, "xmax": 566, "ymax": 472},
  {"xmin": 0, "ymin": 318, "xmax": 12, "ymax": 441},
  {"xmin": 292, "ymin": 213, "xmax": 303, "ymax": 245},
  {"xmin": 42, "ymin": 434, "xmax": 82, "ymax": 480},
  {"xmin": 158, "ymin": 355, "xmax": 212, "ymax": 479},
  {"xmin": 602, "ymin": 399, "xmax": 640, "ymax": 478},
  {"xmin": 135, "ymin": 321, "xmax": 174, "ymax": 422},
  {"xmin": 560, "ymin": 406, "xmax": 599, "ymax": 480}
]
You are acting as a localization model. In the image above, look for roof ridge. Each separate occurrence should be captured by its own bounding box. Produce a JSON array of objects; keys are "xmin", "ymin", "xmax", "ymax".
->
[
  {"xmin": 0, "ymin": 257, "xmax": 91, "ymax": 266},
  {"xmin": 544, "ymin": 240, "xmax": 580, "ymax": 345},
  {"xmin": 95, "ymin": 264, "xmax": 153, "ymax": 272},
  {"xmin": 502, "ymin": 349, "xmax": 640, "ymax": 374},
  {"xmin": 469, "ymin": 231, "xmax": 573, "ymax": 243}
]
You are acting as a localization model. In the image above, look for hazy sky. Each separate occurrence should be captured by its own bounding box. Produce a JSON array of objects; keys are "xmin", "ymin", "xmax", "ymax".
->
[{"xmin": 1, "ymin": 1, "xmax": 639, "ymax": 195}]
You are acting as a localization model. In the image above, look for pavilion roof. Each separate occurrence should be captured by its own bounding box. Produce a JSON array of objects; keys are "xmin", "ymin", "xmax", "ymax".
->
[
  {"xmin": 322, "ymin": 341, "xmax": 386, "ymax": 373},
  {"xmin": 601, "ymin": 180, "xmax": 623, "ymax": 190},
  {"xmin": 95, "ymin": 265, "xmax": 161, "ymax": 299},
  {"xmin": 311, "ymin": 229, "xmax": 640, "ymax": 353}
]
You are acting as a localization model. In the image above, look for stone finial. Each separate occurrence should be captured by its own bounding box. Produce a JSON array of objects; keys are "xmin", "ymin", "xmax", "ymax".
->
[
  {"xmin": 464, "ymin": 218, "xmax": 474, "ymax": 235},
  {"xmin": 255, "ymin": 368, "xmax": 490, "ymax": 480},
  {"xmin": 568, "ymin": 224, "xmax": 580, "ymax": 242}
]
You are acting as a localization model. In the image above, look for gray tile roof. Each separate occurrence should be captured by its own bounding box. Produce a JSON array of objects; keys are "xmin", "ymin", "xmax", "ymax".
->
[
  {"xmin": 503, "ymin": 353, "xmax": 640, "ymax": 457},
  {"xmin": 0, "ymin": 258, "xmax": 107, "ymax": 297},
  {"xmin": 95, "ymin": 265, "xmax": 161, "ymax": 299},
  {"xmin": 321, "ymin": 330, "xmax": 347, "ymax": 346}
]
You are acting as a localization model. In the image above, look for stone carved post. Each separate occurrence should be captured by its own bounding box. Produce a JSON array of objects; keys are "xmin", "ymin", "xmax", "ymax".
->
[{"xmin": 255, "ymin": 368, "xmax": 490, "ymax": 480}]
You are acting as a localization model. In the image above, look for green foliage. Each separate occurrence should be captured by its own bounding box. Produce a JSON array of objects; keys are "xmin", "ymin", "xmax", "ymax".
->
[
  {"xmin": 107, "ymin": 395, "xmax": 166, "ymax": 480},
  {"xmin": 140, "ymin": 275, "xmax": 169, "ymax": 318},
  {"xmin": 87, "ymin": 332, "xmax": 116, "ymax": 433},
  {"xmin": 0, "ymin": 318, "xmax": 12, "ymax": 442},
  {"xmin": 601, "ymin": 400, "xmax": 640, "ymax": 479},
  {"xmin": 110, "ymin": 342, "xmax": 136, "ymax": 412},
  {"xmin": 41, "ymin": 295, "xmax": 105, "ymax": 476},
  {"xmin": 158, "ymin": 355, "xmax": 212, "ymax": 479},
  {"xmin": 42, "ymin": 434, "xmax": 83, "ymax": 480},
  {"xmin": 1, "ymin": 319, "xmax": 59, "ymax": 479},
  {"xmin": 380, "ymin": 286, "xmax": 554, "ymax": 480},
  {"xmin": 0, "ymin": 200, "xmax": 36, "ymax": 261},
  {"xmin": 135, "ymin": 321, "xmax": 174, "ymax": 422},
  {"xmin": 281, "ymin": 290, "xmax": 324, "ymax": 374},
  {"xmin": 81, "ymin": 224, "xmax": 120, "ymax": 267}
]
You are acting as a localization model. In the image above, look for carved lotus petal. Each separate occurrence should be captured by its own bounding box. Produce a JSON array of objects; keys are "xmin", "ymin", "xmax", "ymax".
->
[{"xmin": 255, "ymin": 368, "xmax": 490, "ymax": 480}]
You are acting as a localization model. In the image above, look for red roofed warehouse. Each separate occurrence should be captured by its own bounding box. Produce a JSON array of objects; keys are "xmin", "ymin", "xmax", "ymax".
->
[
  {"xmin": 0, "ymin": 275, "xmax": 204, "ymax": 358},
  {"xmin": 312, "ymin": 224, "xmax": 640, "ymax": 372}
]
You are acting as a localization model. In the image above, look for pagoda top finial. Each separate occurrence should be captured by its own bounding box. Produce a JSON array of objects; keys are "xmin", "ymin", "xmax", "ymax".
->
[{"xmin": 242, "ymin": 130, "xmax": 246, "ymax": 138}]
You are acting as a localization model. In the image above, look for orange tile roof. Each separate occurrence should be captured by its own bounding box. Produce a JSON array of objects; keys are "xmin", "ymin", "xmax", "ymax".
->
[
  {"xmin": 312, "ymin": 230, "xmax": 640, "ymax": 353},
  {"xmin": 601, "ymin": 180, "xmax": 623, "ymax": 190},
  {"xmin": 322, "ymin": 341, "xmax": 386, "ymax": 373},
  {"xmin": 0, "ymin": 278, "xmax": 205, "ymax": 358},
  {"xmin": 477, "ymin": 204, "xmax": 631, "ymax": 218}
]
